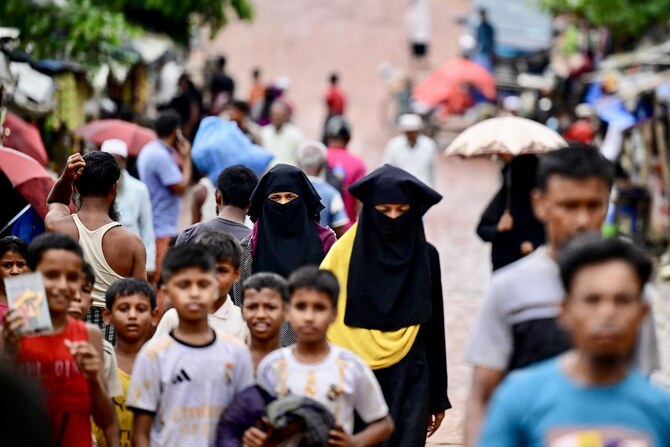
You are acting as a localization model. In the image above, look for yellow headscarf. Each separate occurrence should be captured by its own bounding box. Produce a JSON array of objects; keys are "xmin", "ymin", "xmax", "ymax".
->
[{"xmin": 322, "ymin": 224, "xmax": 420, "ymax": 370}]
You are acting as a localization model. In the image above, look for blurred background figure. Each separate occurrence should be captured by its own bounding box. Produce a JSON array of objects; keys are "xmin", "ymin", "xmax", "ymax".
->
[
  {"xmin": 324, "ymin": 116, "xmax": 366, "ymax": 224},
  {"xmin": 209, "ymin": 56, "xmax": 236, "ymax": 116},
  {"xmin": 406, "ymin": 0, "xmax": 431, "ymax": 70},
  {"xmin": 383, "ymin": 113, "xmax": 437, "ymax": 188},
  {"xmin": 473, "ymin": 8, "xmax": 495, "ymax": 72},
  {"xmin": 248, "ymin": 67, "xmax": 265, "ymax": 107},
  {"xmin": 261, "ymin": 101, "xmax": 304, "ymax": 166},
  {"xmin": 224, "ymin": 99, "xmax": 262, "ymax": 144}
]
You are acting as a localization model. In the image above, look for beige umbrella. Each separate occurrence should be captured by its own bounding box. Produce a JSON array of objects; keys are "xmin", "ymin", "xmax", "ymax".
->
[{"xmin": 444, "ymin": 116, "xmax": 567, "ymax": 157}]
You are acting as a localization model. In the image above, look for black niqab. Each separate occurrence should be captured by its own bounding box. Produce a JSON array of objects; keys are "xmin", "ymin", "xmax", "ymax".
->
[
  {"xmin": 346, "ymin": 164, "xmax": 442, "ymax": 330},
  {"xmin": 248, "ymin": 164, "xmax": 326, "ymax": 277}
]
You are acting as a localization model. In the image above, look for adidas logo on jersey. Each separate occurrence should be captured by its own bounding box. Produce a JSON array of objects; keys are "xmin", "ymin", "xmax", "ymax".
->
[{"xmin": 172, "ymin": 369, "xmax": 191, "ymax": 384}]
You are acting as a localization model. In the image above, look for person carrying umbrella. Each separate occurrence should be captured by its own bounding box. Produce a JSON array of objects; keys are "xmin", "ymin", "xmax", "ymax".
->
[
  {"xmin": 476, "ymin": 154, "xmax": 545, "ymax": 271},
  {"xmin": 321, "ymin": 165, "xmax": 450, "ymax": 446}
]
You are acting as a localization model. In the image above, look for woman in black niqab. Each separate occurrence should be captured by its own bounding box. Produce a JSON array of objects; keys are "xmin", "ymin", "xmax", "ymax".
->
[
  {"xmin": 247, "ymin": 164, "xmax": 326, "ymax": 278},
  {"xmin": 346, "ymin": 164, "xmax": 442, "ymax": 330}
]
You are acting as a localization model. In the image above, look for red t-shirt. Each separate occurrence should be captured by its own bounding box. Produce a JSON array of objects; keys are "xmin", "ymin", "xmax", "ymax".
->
[
  {"xmin": 18, "ymin": 317, "xmax": 92, "ymax": 447},
  {"xmin": 325, "ymin": 86, "xmax": 346, "ymax": 116},
  {"xmin": 326, "ymin": 147, "xmax": 366, "ymax": 224}
]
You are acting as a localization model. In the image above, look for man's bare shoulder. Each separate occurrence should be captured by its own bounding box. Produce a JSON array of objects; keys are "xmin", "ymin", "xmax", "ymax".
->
[
  {"xmin": 106, "ymin": 225, "xmax": 145, "ymax": 252},
  {"xmin": 44, "ymin": 209, "xmax": 78, "ymax": 239}
]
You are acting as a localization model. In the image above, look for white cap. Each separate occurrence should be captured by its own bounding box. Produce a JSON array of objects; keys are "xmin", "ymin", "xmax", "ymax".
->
[
  {"xmin": 101, "ymin": 139, "xmax": 128, "ymax": 158},
  {"xmin": 397, "ymin": 114, "xmax": 423, "ymax": 131}
]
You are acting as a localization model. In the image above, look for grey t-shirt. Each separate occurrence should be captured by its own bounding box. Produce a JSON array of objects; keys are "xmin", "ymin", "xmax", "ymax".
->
[
  {"xmin": 175, "ymin": 217, "xmax": 251, "ymax": 245},
  {"xmin": 466, "ymin": 246, "xmax": 660, "ymax": 374}
]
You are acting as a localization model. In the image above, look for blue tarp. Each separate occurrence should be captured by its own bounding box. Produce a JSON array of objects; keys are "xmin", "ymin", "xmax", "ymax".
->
[{"xmin": 191, "ymin": 117, "xmax": 274, "ymax": 182}]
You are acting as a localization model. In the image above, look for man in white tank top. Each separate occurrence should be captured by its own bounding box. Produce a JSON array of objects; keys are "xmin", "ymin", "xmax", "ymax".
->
[{"xmin": 45, "ymin": 151, "xmax": 147, "ymax": 344}]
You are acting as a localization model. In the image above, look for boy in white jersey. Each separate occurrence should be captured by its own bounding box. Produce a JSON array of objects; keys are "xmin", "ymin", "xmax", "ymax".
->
[
  {"xmin": 127, "ymin": 245, "xmax": 254, "ymax": 447},
  {"xmin": 248, "ymin": 266, "xmax": 394, "ymax": 446}
]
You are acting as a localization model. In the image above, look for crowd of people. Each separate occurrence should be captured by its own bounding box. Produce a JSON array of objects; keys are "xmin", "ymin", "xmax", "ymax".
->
[{"xmin": 1, "ymin": 56, "xmax": 670, "ymax": 447}]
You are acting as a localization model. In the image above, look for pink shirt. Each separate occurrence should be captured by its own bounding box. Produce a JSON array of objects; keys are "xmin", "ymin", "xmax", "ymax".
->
[{"xmin": 326, "ymin": 147, "xmax": 366, "ymax": 224}]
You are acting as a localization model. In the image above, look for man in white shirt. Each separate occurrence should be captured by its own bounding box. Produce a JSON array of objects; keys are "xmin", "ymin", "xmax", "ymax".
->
[
  {"xmin": 383, "ymin": 113, "xmax": 437, "ymax": 188},
  {"xmin": 261, "ymin": 101, "xmax": 304, "ymax": 166},
  {"xmin": 101, "ymin": 139, "xmax": 156, "ymax": 275}
]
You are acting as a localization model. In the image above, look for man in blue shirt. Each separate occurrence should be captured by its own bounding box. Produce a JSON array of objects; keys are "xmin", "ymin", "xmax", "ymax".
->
[
  {"xmin": 479, "ymin": 236, "xmax": 670, "ymax": 447},
  {"xmin": 136, "ymin": 110, "xmax": 192, "ymax": 285}
]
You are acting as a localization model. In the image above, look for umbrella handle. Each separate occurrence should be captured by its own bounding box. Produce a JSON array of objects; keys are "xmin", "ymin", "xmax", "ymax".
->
[{"xmin": 505, "ymin": 165, "xmax": 512, "ymax": 211}]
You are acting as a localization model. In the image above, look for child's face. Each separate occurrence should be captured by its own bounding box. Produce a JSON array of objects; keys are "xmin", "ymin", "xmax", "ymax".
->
[
  {"xmin": 0, "ymin": 250, "xmax": 29, "ymax": 279},
  {"xmin": 242, "ymin": 288, "xmax": 285, "ymax": 342},
  {"xmin": 163, "ymin": 267, "xmax": 218, "ymax": 324},
  {"xmin": 68, "ymin": 278, "xmax": 93, "ymax": 320},
  {"xmin": 36, "ymin": 249, "xmax": 83, "ymax": 316},
  {"xmin": 286, "ymin": 288, "xmax": 336, "ymax": 344},
  {"xmin": 215, "ymin": 260, "xmax": 240, "ymax": 300},
  {"xmin": 104, "ymin": 294, "xmax": 156, "ymax": 343}
]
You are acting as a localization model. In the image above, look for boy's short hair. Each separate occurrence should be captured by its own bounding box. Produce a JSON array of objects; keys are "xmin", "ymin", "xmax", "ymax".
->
[
  {"xmin": 559, "ymin": 234, "xmax": 652, "ymax": 295},
  {"xmin": 82, "ymin": 262, "xmax": 96, "ymax": 287},
  {"xmin": 216, "ymin": 165, "xmax": 259, "ymax": 210},
  {"xmin": 27, "ymin": 233, "xmax": 83, "ymax": 271},
  {"xmin": 161, "ymin": 245, "xmax": 216, "ymax": 283},
  {"xmin": 536, "ymin": 145, "xmax": 614, "ymax": 191},
  {"xmin": 242, "ymin": 272, "xmax": 289, "ymax": 304},
  {"xmin": 288, "ymin": 266, "xmax": 339, "ymax": 307},
  {"xmin": 194, "ymin": 231, "xmax": 242, "ymax": 269},
  {"xmin": 105, "ymin": 278, "xmax": 157, "ymax": 310}
]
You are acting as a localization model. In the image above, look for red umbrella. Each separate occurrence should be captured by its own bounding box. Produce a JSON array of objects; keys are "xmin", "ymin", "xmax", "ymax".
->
[
  {"xmin": 0, "ymin": 146, "xmax": 55, "ymax": 218},
  {"xmin": 74, "ymin": 119, "xmax": 157, "ymax": 157},
  {"xmin": 2, "ymin": 112, "xmax": 49, "ymax": 165},
  {"xmin": 413, "ymin": 58, "xmax": 497, "ymax": 111}
]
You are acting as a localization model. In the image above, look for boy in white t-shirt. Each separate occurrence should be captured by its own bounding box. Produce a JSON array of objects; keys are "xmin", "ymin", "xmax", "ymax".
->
[
  {"xmin": 127, "ymin": 245, "xmax": 254, "ymax": 447},
  {"xmin": 248, "ymin": 266, "xmax": 394, "ymax": 446},
  {"xmin": 154, "ymin": 231, "xmax": 249, "ymax": 343}
]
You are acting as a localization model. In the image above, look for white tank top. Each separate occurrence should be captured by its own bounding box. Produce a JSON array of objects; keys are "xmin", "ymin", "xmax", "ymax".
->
[
  {"xmin": 72, "ymin": 214, "xmax": 125, "ymax": 308},
  {"xmin": 198, "ymin": 177, "xmax": 217, "ymax": 222}
]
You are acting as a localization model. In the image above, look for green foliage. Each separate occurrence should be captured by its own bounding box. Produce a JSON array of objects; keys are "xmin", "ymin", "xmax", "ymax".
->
[
  {"xmin": 541, "ymin": 0, "xmax": 670, "ymax": 39},
  {"xmin": 0, "ymin": 0, "xmax": 253, "ymax": 67}
]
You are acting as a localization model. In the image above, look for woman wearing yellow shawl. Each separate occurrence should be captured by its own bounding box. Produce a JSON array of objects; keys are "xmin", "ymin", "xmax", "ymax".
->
[{"xmin": 322, "ymin": 164, "xmax": 450, "ymax": 446}]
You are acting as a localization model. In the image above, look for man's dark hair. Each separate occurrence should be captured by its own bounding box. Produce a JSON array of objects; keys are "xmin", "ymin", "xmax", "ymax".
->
[
  {"xmin": 242, "ymin": 272, "xmax": 289, "ymax": 304},
  {"xmin": 105, "ymin": 277, "xmax": 157, "ymax": 310},
  {"xmin": 536, "ymin": 145, "xmax": 614, "ymax": 191},
  {"xmin": 27, "ymin": 233, "xmax": 83, "ymax": 270},
  {"xmin": 329, "ymin": 73, "xmax": 339, "ymax": 85},
  {"xmin": 252, "ymin": 68, "xmax": 261, "ymax": 79},
  {"xmin": 194, "ymin": 231, "xmax": 242, "ymax": 269},
  {"xmin": 216, "ymin": 165, "xmax": 259, "ymax": 209},
  {"xmin": 559, "ymin": 234, "xmax": 652, "ymax": 295},
  {"xmin": 288, "ymin": 266, "xmax": 339, "ymax": 307},
  {"xmin": 161, "ymin": 244, "xmax": 216, "ymax": 283},
  {"xmin": 155, "ymin": 110, "xmax": 181, "ymax": 138},
  {"xmin": 229, "ymin": 99, "xmax": 250, "ymax": 115},
  {"xmin": 82, "ymin": 262, "xmax": 96, "ymax": 287},
  {"xmin": 217, "ymin": 56, "xmax": 227, "ymax": 70},
  {"xmin": 0, "ymin": 236, "xmax": 28, "ymax": 261},
  {"xmin": 325, "ymin": 115, "xmax": 351, "ymax": 143},
  {"xmin": 75, "ymin": 151, "xmax": 120, "ymax": 197}
]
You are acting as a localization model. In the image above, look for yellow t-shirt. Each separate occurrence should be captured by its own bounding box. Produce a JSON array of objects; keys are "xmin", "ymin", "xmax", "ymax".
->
[{"xmin": 94, "ymin": 368, "xmax": 133, "ymax": 447}]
